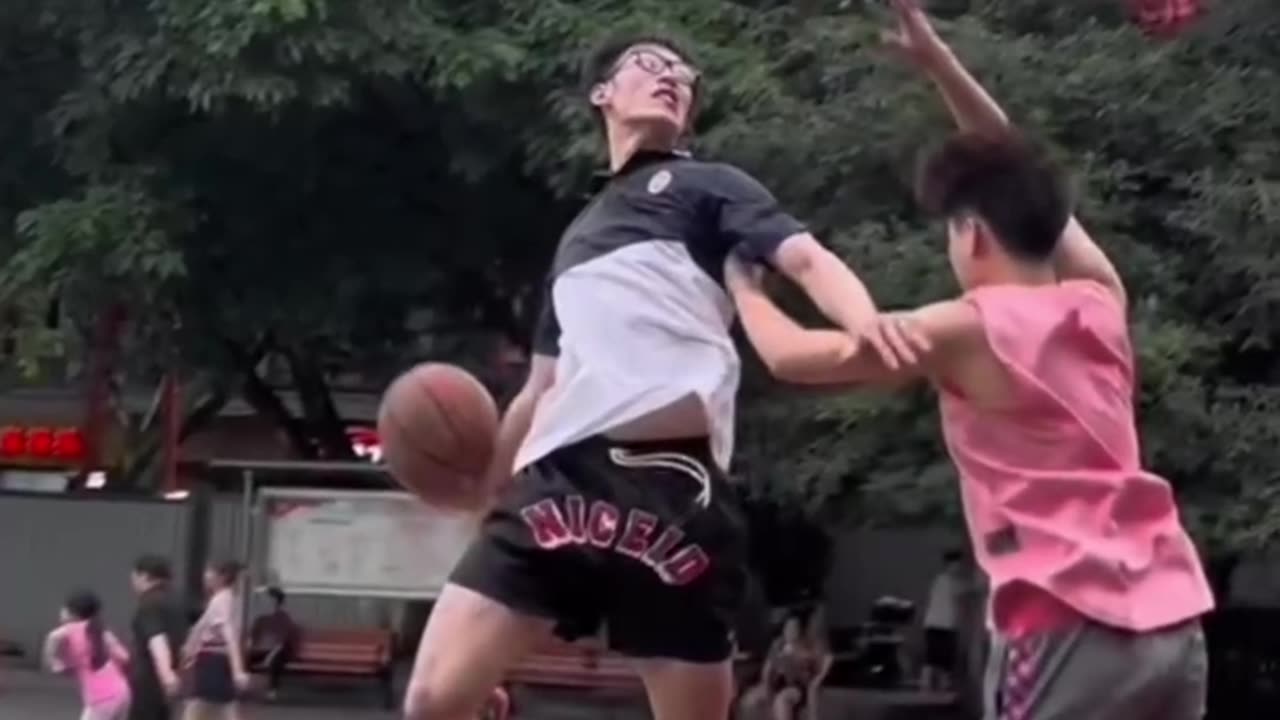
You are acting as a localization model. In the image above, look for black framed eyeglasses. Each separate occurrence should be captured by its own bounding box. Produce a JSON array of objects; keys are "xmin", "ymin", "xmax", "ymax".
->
[{"xmin": 614, "ymin": 48, "xmax": 700, "ymax": 87}]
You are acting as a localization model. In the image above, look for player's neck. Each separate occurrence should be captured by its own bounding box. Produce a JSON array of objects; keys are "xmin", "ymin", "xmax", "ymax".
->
[
  {"xmin": 606, "ymin": 124, "xmax": 675, "ymax": 172},
  {"xmin": 985, "ymin": 259, "xmax": 1057, "ymax": 287}
]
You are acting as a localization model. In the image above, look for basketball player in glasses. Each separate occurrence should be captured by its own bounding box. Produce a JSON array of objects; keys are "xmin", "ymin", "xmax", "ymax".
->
[{"xmin": 403, "ymin": 34, "xmax": 916, "ymax": 720}]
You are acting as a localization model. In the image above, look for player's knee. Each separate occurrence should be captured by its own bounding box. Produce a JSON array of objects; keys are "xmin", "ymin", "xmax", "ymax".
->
[{"xmin": 402, "ymin": 682, "xmax": 475, "ymax": 720}]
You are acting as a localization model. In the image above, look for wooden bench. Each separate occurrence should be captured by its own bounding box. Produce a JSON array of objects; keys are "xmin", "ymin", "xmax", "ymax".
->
[
  {"xmin": 504, "ymin": 637, "xmax": 643, "ymax": 699},
  {"xmin": 253, "ymin": 627, "xmax": 394, "ymax": 708}
]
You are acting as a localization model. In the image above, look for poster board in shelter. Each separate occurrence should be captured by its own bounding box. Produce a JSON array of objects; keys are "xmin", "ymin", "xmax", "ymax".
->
[{"xmin": 260, "ymin": 488, "xmax": 477, "ymax": 598}]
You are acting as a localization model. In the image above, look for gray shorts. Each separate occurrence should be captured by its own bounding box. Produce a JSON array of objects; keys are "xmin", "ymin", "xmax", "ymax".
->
[{"xmin": 983, "ymin": 619, "xmax": 1207, "ymax": 720}]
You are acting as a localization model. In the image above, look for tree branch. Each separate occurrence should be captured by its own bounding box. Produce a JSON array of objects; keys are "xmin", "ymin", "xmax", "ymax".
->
[
  {"xmin": 285, "ymin": 344, "xmax": 354, "ymax": 460},
  {"xmin": 224, "ymin": 338, "xmax": 315, "ymax": 458},
  {"xmin": 120, "ymin": 382, "xmax": 232, "ymax": 487}
]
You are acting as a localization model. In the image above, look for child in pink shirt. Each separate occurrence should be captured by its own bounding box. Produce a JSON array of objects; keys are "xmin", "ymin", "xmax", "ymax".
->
[
  {"xmin": 45, "ymin": 590, "xmax": 132, "ymax": 720},
  {"xmin": 724, "ymin": 2, "xmax": 1213, "ymax": 718}
]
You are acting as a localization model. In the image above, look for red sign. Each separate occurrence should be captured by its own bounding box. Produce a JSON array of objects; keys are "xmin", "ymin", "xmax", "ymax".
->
[
  {"xmin": 346, "ymin": 426, "xmax": 382, "ymax": 463},
  {"xmin": 0, "ymin": 426, "xmax": 86, "ymax": 463}
]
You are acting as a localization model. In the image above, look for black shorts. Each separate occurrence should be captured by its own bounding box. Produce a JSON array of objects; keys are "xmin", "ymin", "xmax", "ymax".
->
[
  {"xmin": 924, "ymin": 627, "xmax": 957, "ymax": 670},
  {"xmin": 191, "ymin": 652, "xmax": 235, "ymax": 704},
  {"xmin": 126, "ymin": 689, "xmax": 170, "ymax": 720},
  {"xmin": 449, "ymin": 436, "xmax": 748, "ymax": 663}
]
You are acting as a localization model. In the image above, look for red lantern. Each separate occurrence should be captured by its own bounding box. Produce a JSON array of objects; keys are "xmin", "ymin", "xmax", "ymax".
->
[
  {"xmin": 0, "ymin": 426, "xmax": 86, "ymax": 463},
  {"xmin": 27, "ymin": 428, "xmax": 55, "ymax": 457},
  {"xmin": 0, "ymin": 427, "xmax": 25, "ymax": 457},
  {"xmin": 55, "ymin": 429, "xmax": 85, "ymax": 459}
]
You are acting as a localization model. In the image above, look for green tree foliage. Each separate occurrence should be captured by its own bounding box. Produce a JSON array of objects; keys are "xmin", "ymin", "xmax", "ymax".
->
[
  {"xmin": 726, "ymin": 1, "xmax": 1280, "ymax": 568},
  {"xmin": 0, "ymin": 0, "xmax": 1277, "ymax": 563}
]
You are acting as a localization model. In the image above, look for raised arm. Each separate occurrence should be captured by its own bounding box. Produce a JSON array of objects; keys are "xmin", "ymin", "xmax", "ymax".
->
[
  {"xmin": 708, "ymin": 162, "xmax": 879, "ymax": 331},
  {"xmin": 886, "ymin": 0, "xmax": 1125, "ymax": 307},
  {"xmin": 725, "ymin": 257, "xmax": 970, "ymax": 387},
  {"xmin": 708, "ymin": 163, "xmax": 919, "ymax": 369},
  {"xmin": 770, "ymin": 233, "xmax": 881, "ymax": 344}
]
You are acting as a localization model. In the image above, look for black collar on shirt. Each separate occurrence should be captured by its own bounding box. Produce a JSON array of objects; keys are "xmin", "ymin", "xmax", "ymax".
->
[{"xmin": 589, "ymin": 148, "xmax": 692, "ymax": 192}]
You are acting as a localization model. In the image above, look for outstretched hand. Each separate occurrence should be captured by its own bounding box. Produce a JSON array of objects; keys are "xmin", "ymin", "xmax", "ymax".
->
[
  {"xmin": 857, "ymin": 312, "xmax": 933, "ymax": 372},
  {"xmin": 881, "ymin": 0, "xmax": 949, "ymax": 70}
]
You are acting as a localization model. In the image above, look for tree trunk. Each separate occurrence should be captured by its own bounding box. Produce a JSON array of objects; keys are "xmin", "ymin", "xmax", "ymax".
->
[
  {"xmin": 240, "ymin": 366, "xmax": 314, "ymax": 458},
  {"xmin": 120, "ymin": 383, "xmax": 231, "ymax": 488},
  {"xmin": 285, "ymin": 346, "xmax": 354, "ymax": 460},
  {"xmin": 79, "ymin": 304, "xmax": 126, "ymax": 480},
  {"xmin": 224, "ymin": 339, "xmax": 315, "ymax": 458}
]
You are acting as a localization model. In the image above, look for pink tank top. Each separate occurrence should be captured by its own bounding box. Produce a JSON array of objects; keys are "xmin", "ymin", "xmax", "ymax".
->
[
  {"xmin": 939, "ymin": 281, "xmax": 1214, "ymax": 637},
  {"xmin": 64, "ymin": 621, "xmax": 130, "ymax": 706}
]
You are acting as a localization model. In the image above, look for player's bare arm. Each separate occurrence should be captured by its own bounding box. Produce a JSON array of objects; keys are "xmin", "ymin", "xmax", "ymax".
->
[
  {"xmin": 770, "ymin": 232, "xmax": 881, "ymax": 339},
  {"xmin": 725, "ymin": 257, "xmax": 969, "ymax": 387},
  {"xmin": 707, "ymin": 163, "xmax": 911, "ymax": 368},
  {"xmin": 484, "ymin": 353, "xmax": 555, "ymax": 498},
  {"xmin": 744, "ymin": 233, "xmax": 926, "ymax": 371},
  {"xmin": 887, "ymin": 0, "xmax": 1126, "ymax": 309}
]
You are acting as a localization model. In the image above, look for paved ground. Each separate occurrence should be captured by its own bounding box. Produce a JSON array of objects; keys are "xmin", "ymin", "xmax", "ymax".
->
[
  {"xmin": 0, "ymin": 666, "xmax": 649, "ymax": 720},
  {"xmin": 0, "ymin": 668, "xmax": 398, "ymax": 720},
  {"xmin": 0, "ymin": 665, "xmax": 965, "ymax": 720}
]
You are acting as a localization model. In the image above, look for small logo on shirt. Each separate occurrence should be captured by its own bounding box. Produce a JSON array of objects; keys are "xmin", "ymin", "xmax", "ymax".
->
[{"xmin": 647, "ymin": 170, "xmax": 672, "ymax": 195}]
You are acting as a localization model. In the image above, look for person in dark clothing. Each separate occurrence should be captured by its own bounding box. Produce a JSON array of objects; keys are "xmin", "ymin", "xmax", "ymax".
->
[
  {"xmin": 128, "ymin": 555, "xmax": 186, "ymax": 720},
  {"xmin": 249, "ymin": 587, "xmax": 298, "ymax": 699}
]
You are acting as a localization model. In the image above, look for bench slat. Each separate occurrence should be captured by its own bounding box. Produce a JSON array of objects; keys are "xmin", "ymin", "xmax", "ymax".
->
[
  {"xmin": 296, "ymin": 651, "xmax": 383, "ymax": 661},
  {"xmin": 277, "ymin": 626, "xmax": 393, "ymax": 679},
  {"xmin": 290, "ymin": 661, "xmax": 384, "ymax": 671},
  {"xmin": 291, "ymin": 655, "xmax": 384, "ymax": 665}
]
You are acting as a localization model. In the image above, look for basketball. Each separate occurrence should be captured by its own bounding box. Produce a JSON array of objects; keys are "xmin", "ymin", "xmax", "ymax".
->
[{"xmin": 377, "ymin": 363, "xmax": 500, "ymax": 512}]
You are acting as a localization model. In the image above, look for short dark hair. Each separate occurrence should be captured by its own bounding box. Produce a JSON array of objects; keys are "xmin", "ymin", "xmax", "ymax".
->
[
  {"xmin": 267, "ymin": 587, "xmax": 286, "ymax": 605},
  {"xmin": 133, "ymin": 554, "xmax": 171, "ymax": 582},
  {"xmin": 581, "ymin": 32, "xmax": 703, "ymax": 126},
  {"xmin": 210, "ymin": 559, "xmax": 243, "ymax": 585},
  {"xmin": 65, "ymin": 589, "xmax": 102, "ymax": 620},
  {"xmin": 916, "ymin": 130, "xmax": 1072, "ymax": 262},
  {"xmin": 581, "ymin": 33, "xmax": 698, "ymax": 94}
]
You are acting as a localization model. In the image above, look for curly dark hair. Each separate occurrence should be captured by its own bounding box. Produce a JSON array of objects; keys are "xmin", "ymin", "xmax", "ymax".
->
[{"xmin": 916, "ymin": 129, "xmax": 1072, "ymax": 262}]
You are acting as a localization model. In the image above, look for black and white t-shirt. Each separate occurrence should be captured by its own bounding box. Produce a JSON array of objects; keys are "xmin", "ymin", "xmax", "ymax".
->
[{"xmin": 514, "ymin": 151, "xmax": 806, "ymax": 473}]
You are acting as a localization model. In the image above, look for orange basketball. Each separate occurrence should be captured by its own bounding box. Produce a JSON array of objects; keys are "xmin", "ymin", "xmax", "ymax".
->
[{"xmin": 377, "ymin": 363, "xmax": 500, "ymax": 512}]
